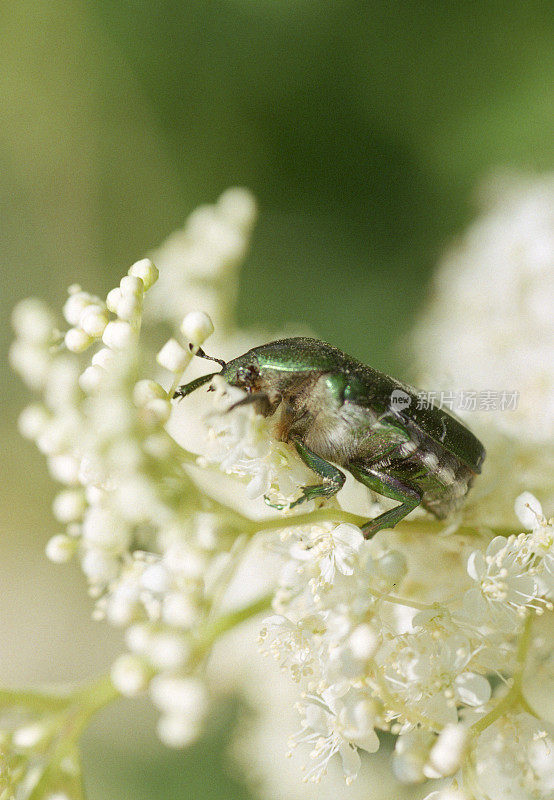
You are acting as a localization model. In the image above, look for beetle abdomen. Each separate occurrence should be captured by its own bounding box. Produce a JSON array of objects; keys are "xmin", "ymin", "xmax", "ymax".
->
[{"xmin": 384, "ymin": 442, "xmax": 475, "ymax": 519}]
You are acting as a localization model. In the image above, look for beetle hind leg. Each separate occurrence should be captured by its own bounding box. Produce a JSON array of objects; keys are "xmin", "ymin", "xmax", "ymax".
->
[
  {"xmin": 348, "ymin": 463, "xmax": 421, "ymax": 539},
  {"xmin": 283, "ymin": 437, "xmax": 346, "ymax": 509}
]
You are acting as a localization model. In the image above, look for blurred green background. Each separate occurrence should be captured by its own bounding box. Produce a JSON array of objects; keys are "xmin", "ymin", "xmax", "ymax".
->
[{"xmin": 1, "ymin": 1, "xmax": 553, "ymax": 797}]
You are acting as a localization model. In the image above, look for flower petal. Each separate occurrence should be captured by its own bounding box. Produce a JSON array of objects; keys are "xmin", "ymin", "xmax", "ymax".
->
[{"xmin": 455, "ymin": 671, "xmax": 491, "ymax": 706}]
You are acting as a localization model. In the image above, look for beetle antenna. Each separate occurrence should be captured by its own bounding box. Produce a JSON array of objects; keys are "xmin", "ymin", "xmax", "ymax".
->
[{"xmin": 190, "ymin": 345, "xmax": 226, "ymax": 369}]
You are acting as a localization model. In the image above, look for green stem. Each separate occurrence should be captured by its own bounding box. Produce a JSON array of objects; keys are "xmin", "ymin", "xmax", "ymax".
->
[
  {"xmin": 370, "ymin": 591, "xmax": 436, "ymax": 611},
  {"xmin": 0, "ymin": 689, "xmax": 72, "ymax": 714},
  {"xmin": 470, "ymin": 614, "xmax": 534, "ymax": 738},
  {"xmin": 25, "ymin": 675, "xmax": 120, "ymax": 800},
  {"xmin": 193, "ymin": 593, "xmax": 273, "ymax": 661},
  {"xmin": 245, "ymin": 508, "xmax": 368, "ymax": 534}
]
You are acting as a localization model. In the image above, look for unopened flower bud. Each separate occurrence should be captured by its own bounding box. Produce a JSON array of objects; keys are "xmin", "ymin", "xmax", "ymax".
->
[
  {"xmin": 111, "ymin": 654, "xmax": 149, "ymax": 697},
  {"xmin": 217, "ymin": 187, "xmax": 257, "ymax": 231},
  {"xmin": 106, "ymin": 287, "xmax": 122, "ymax": 313},
  {"xmin": 79, "ymin": 305, "xmax": 109, "ymax": 337},
  {"xmin": 133, "ymin": 379, "xmax": 167, "ymax": 406},
  {"xmin": 12, "ymin": 298, "xmax": 55, "ymax": 343},
  {"xmin": 102, "ymin": 320, "xmax": 134, "ymax": 350},
  {"xmin": 429, "ymin": 724, "xmax": 468, "ymax": 776},
  {"xmin": 52, "ymin": 489, "xmax": 86, "ymax": 522},
  {"xmin": 63, "ymin": 290, "xmax": 92, "ymax": 326},
  {"xmin": 157, "ymin": 339, "xmax": 191, "ymax": 373},
  {"xmin": 129, "ymin": 258, "xmax": 159, "ymax": 290},
  {"xmin": 91, "ymin": 347, "xmax": 115, "ymax": 369},
  {"xmin": 79, "ymin": 365, "xmax": 104, "ymax": 393},
  {"xmin": 18, "ymin": 404, "xmax": 50, "ymax": 440},
  {"xmin": 64, "ymin": 328, "xmax": 93, "ymax": 353},
  {"xmin": 180, "ymin": 311, "xmax": 214, "ymax": 347},
  {"xmin": 46, "ymin": 534, "xmax": 76, "ymax": 563},
  {"xmin": 120, "ymin": 275, "xmax": 143, "ymax": 297}
]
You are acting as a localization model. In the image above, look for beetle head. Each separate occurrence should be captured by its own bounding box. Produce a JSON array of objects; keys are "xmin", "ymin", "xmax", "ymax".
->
[{"xmin": 220, "ymin": 354, "xmax": 261, "ymax": 392}]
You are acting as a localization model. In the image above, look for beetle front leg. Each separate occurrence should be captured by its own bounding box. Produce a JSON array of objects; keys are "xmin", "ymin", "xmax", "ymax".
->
[
  {"xmin": 227, "ymin": 392, "xmax": 273, "ymax": 416},
  {"xmin": 286, "ymin": 437, "xmax": 346, "ymax": 508},
  {"xmin": 347, "ymin": 463, "xmax": 421, "ymax": 539}
]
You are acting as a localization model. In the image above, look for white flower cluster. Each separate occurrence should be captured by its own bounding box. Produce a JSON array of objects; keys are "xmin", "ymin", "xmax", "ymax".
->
[
  {"xmin": 413, "ymin": 174, "xmax": 554, "ymax": 524},
  {"xmin": 9, "ymin": 212, "xmax": 256, "ymax": 755},
  {"xmin": 147, "ymin": 187, "xmax": 257, "ymax": 331},
  {"xmin": 7, "ymin": 182, "xmax": 554, "ymax": 800},
  {"xmin": 257, "ymin": 495, "xmax": 553, "ymax": 790}
]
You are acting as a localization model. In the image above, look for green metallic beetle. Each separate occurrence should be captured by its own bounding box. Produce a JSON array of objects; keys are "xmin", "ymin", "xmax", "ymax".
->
[{"xmin": 174, "ymin": 337, "xmax": 485, "ymax": 538}]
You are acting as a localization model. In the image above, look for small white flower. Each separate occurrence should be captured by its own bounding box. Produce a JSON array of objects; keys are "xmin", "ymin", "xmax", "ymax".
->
[
  {"xmin": 45, "ymin": 535, "xmax": 76, "ymax": 564},
  {"xmin": 156, "ymin": 338, "xmax": 191, "ymax": 373},
  {"xmin": 111, "ymin": 654, "xmax": 149, "ymax": 696},
  {"xmin": 515, "ymin": 492, "xmax": 544, "ymax": 530},
  {"xmin": 290, "ymin": 691, "xmax": 379, "ymax": 784},
  {"xmin": 18, "ymin": 404, "xmax": 50, "ymax": 440},
  {"xmin": 429, "ymin": 723, "xmax": 469, "ymax": 776},
  {"xmin": 157, "ymin": 714, "xmax": 203, "ymax": 749},
  {"xmin": 13, "ymin": 722, "xmax": 49, "ymax": 749},
  {"xmin": 11, "ymin": 298, "xmax": 55, "ymax": 344},
  {"xmin": 102, "ymin": 320, "xmax": 134, "ymax": 350},
  {"xmin": 79, "ymin": 305, "xmax": 109, "ymax": 338},
  {"xmin": 465, "ymin": 534, "xmax": 544, "ymax": 625},
  {"xmin": 128, "ymin": 258, "xmax": 159, "ymax": 290},
  {"xmin": 150, "ymin": 676, "xmax": 208, "ymax": 718},
  {"xmin": 64, "ymin": 328, "xmax": 93, "ymax": 353},
  {"xmin": 180, "ymin": 310, "xmax": 214, "ymax": 347}
]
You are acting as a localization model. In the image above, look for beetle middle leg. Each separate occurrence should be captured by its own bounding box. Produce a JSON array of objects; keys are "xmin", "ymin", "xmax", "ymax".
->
[
  {"xmin": 347, "ymin": 463, "xmax": 421, "ymax": 539},
  {"xmin": 286, "ymin": 437, "xmax": 346, "ymax": 508}
]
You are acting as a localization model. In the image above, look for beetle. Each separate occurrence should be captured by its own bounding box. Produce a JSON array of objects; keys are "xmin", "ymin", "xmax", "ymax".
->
[{"xmin": 174, "ymin": 337, "xmax": 485, "ymax": 538}]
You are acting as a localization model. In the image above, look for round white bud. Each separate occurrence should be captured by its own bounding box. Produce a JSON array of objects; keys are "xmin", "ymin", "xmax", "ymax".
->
[
  {"xmin": 63, "ymin": 291, "xmax": 92, "ymax": 326},
  {"xmin": 18, "ymin": 404, "xmax": 50, "ymax": 440},
  {"xmin": 348, "ymin": 624, "xmax": 379, "ymax": 661},
  {"xmin": 81, "ymin": 548, "xmax": 119, "ymax": 583},
  {"xmin": 180, "ymin": 311, "xmax": 214, "ymax": 347},
  {"xmin": 102, "ymin": 320, "xmax": 134, "ymax": 350},
  {"xmin": 9, "ymin": 341, "xmax": 51, "ymax": 389},
  {"xmin": 125, "ymin": 623, "xmax": 151, "ymax": 654},
  {"xmin": 217, "ymin": 187, "xmax": 257, "ymax": 231},
  {"xmin": 116, "ymin": 295, "xmax": 141, "ymax": 322},
  {"xmin": 82, "ymin": 507, "xmax": 131, "ymax": 551},
  {"xmin": 64, "ymin": 328, "xmax": 93, "ymax": 353},
  {"xmin": 514, "ymin": 492, "xmax": 543, "ymax": 529},
  {"xmin": 111, "ymin": 654, "xmax": 149, "ymax": 697},
  {"xmin": 52, "ymin": 489, "xmax": 86, "ymax": 522},
  {"xmin": 150, "ymin": 675, "xmax": 208, "ymax": 717},
  {"xmin": 119, "ymin": 275, "xmax": 143, "ymax": 297},
  {"xmin": 147, "ymin": 633, "xmax": 189, "ymax": 670},
  {"xmin": 162, "ymin": 593, "xmax": 198, "ymax": 628},
  {"xmin": 13, "ymin": 721, "xmax": 48, "ymax": 749},
  {"xmin": 378, "ymin": 549, "xmax": 408, "ymax": 584},
  {"xmin": 429, "ymin": 724, "xmax": 468, "ymax": 776},
  {"xmin": 91, "ymin": 347, "xmax": 115, "ymax": 369},
  {"xmin": 106, "ymin": 287, "xmax": 122, "ymax": 313},
  {"xmin": 141, "ymin": 563, "xmax": 170, "ymax": 594},
  {"xmin": 11, "ymin": 298, "xmax": 56, "ymax": 344},
  {"xmin": 133, "ymin": 379, "xmax": 167, "ymax": 406},
  {"xmin": 157, "ymin": 714, "xmax": 201, "ymax": 749},
  {"xmin": 79, "ymin": 305, "xmax": 109, "ymax": 338},
  {"xmin": 79, "ymin": 365, "xmax": 104, "ymax": 393},
  {"xmin": 156, "ymin": 339, "xmax": 191, "ymax": 373},
  {"xmin": 45, "ymin": 534, "xmax": 76, "ymax": 563},
  {"xmin": 48, "ymin": 454, "xmax": 81, "ymax": 485},
  {"xmin": 129, "ymin": 258, "xmax": 159, "ymax": 290},
  {"xmin": 144, "ymin": 398, "xmax": 172, "ymax": 425}
]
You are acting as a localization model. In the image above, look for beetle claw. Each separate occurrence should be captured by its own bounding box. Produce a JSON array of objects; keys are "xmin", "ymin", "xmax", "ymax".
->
[{"xmin": 263, "ymin": 494, "xmax": 286, "ymax": 511}]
